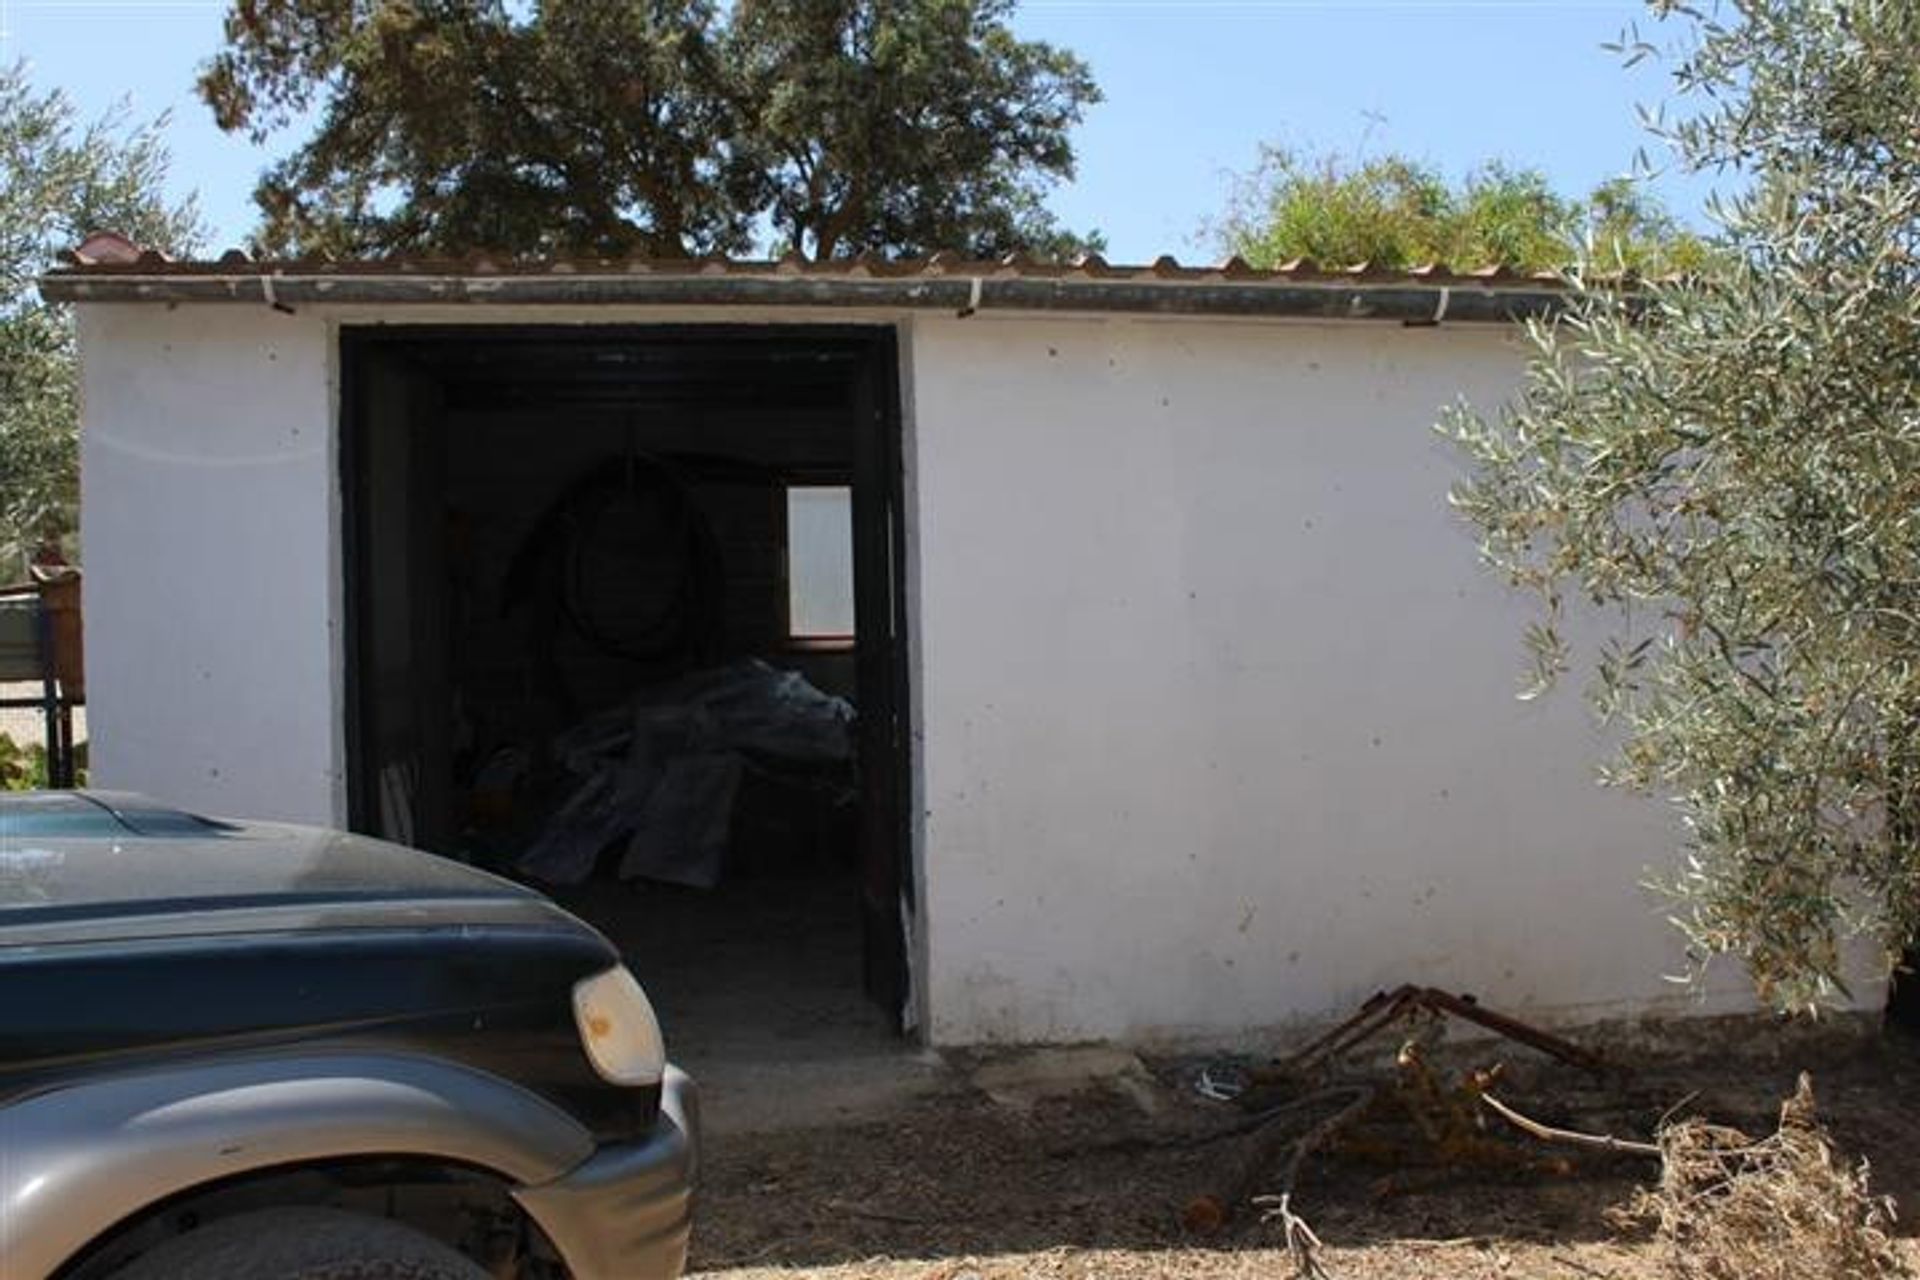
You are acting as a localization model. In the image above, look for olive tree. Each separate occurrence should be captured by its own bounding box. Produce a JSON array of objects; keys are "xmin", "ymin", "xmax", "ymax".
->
[
  {"xmin": 1445, "ymin": 1, "xmax": 1920, "ymax": 1010},
  {"xmin": 0, "ymin": 64, "xmax": 202, "ymax": 572}
]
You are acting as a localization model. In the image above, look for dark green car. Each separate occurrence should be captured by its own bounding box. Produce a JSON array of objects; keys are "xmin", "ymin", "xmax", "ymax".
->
[{"xmin": 0, "ymin": 791, "xmax": 697, "ymax": 1280}]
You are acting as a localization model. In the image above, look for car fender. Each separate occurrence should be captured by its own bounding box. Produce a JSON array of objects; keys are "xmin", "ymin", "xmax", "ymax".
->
[{"xmin": 0, "ymin": 1052, "xmax": 596, "ymax": 1280}]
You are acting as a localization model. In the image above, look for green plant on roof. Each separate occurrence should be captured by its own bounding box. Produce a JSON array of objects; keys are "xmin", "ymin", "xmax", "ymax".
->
[{"xmin": 1218, "ymin": 147, "xmax": 1710, "ymax": 276}]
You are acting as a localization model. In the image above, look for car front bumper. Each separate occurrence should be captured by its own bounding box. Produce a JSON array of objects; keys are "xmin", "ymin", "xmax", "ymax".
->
[{"xmin": 513, "ymin": 1065, "xmax": 699, "ymax": 1279}]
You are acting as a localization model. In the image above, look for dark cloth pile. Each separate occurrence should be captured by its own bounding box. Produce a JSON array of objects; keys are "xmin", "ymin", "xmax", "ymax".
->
[{"xmin": 517, "ymin": 660, "xmax": 854, "ymax": 888}]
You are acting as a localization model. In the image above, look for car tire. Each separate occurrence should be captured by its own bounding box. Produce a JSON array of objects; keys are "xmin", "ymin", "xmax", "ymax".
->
[{"xmin": 109, "ymin": 1206, "xmax": 491, "ymax": 1280}]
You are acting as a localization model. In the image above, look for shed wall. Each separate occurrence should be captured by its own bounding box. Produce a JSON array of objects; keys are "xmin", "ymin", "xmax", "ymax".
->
[
  {"xmin": 904, "ymin": 314, "xmax": 1755, "ymax": 1043},
  {"xmin": 76, "ymin": 303, "xmax": 1773, "ymax": 1044},
  {"xmin": 78, "ymin": 304, "xmax": 343, "ymax": 824}
]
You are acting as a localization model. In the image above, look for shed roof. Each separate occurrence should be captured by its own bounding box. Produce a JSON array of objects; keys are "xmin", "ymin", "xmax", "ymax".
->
[{"xmin": 41, "ymin": 231, "xmax": 1568, "ymax": 324}]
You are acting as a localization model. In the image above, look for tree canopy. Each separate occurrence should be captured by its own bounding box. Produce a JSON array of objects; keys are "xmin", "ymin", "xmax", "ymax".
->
[
  {"xmin": 199, "ymin": 0, "xmax": 1101, "ymax": 260},
  {"xmin": 1220, "ymin": 147, "xmax": 1709, "ymax": 275},
  {"xmin": 1446, "ymin": 0, "xmax": 1920, "ymax": 1010},
  {"xmin": 0, "ymin": 64, "xmax": 201, "ymax": 574}
]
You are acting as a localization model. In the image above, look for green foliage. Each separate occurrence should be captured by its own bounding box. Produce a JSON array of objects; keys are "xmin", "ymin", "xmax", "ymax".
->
[
  {"xmin": 0, "ymin": 731, "xmax": 85, "ymax": 791},
  {"xmin": 199, "ymin": 0, "xmax": 1101, "ymax": 260},
  {"xmin": 0, "ymin": 64, "xmax": 202, "ymax": 575},
  {"xmin": 1445, "ymin": 0, "xmax": 1920, "ymax": 1010},
  {"xmin": 727, "ymin": 0, "xmax": 1100, "ymax": 260},
  {"xmin": 1221, "ymin": 148, "xmax": 1708, "ymax": 274},
  {"xmin": 0, "ymin": 732, "xmax": 43, "ymax": 790}
]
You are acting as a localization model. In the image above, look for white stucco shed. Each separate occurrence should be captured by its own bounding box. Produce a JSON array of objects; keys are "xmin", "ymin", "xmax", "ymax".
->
[{"xmin": 50, "ymin": 240, "xmax": 1769, "ymax": 1047}]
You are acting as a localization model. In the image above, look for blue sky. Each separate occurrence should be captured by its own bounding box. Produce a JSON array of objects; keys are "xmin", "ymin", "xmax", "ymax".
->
[{"xmin": 1, "ymin": 0, "xmax": 1710, "ymax": 260}]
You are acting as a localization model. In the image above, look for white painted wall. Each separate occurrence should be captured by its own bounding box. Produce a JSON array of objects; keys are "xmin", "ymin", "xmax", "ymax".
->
[
  {"xmin": 74, "ymin": 301, "xmax": 1805, "ymax": 1045},
  {"xmin": 74, "ymin": 303, "xmax": 893, "ymax": 825},
  {"xmin": 78, "ymin": 304, "xmax": 342, "ymax": 824},
  {"xmin": 904, "ymin": 313, "xmax": 1766, "ymax": 1044}
]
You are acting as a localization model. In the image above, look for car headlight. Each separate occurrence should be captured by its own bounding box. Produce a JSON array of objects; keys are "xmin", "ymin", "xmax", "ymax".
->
[{"xmin": 571, "ymin": 965, "xmax": 666, "ymax": 1087}]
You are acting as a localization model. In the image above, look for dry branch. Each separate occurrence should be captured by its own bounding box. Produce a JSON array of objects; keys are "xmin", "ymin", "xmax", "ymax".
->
[
  {"xmin": 1230, "ymin": 1086, "xmax": 1375, "ymax": 1212},
  {"xmin": 1248, "ymin": 1087, "xmax": 1378, "ymax": 1279},
  {"xmin": 1180, "ymin": 1084, "xmax": 1375, "ymax": 1245},
  {"xmin": 1259, "ymin": 1192, "xmax": 1336, "ymax": 1280},
  {"xmin": 1478, "ymin": 1091, "xmax": 1660, "ymax": 1158},
  {"xmin": 1065, "ymin": 1084, "xmax": 1381, "ymax": 1160}
]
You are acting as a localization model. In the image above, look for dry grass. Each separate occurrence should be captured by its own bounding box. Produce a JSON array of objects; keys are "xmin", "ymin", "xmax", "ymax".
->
[
  {"xmin": 701, "ymin": 1240, "xmax": 1642, "ymax": 1279},
  {"xmin": 1614, "ymin": 1073, "xmax": 1912, "ymax": 1280}
]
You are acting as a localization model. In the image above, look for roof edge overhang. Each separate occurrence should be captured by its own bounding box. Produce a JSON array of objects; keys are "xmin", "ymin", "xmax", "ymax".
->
[{"xmin": 39, "ymin": 267, "xmax": 1563, "ymax": 323}]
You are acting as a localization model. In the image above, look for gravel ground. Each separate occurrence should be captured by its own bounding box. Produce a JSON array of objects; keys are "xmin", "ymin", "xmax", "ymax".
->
[{"xmin": 688, "ymin": 1032, "xmax": 1920, "ymax": 1279}]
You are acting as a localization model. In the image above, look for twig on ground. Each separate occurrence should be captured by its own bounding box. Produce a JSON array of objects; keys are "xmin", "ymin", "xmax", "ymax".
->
[
  {"xmin": 1479, "ymin": 1091, "xmax": 1661, "ymax": 1158},
  {"xmin": 1276, "ymin": 1089, "xmax": 1379, "ymax": 1200},
  {"xmin": 1656, "ymin": 1089, "xmax": 1701, "ymax": 1130},
  {"xmin": 1258, "ymin": 1192, "xmax": 1337, "ymax": 1280},
  {"xmin": 1053, "ymin": 1084, "xmax": 1380, "ymax": 1159},
  {"xmin": 1217, "ymin": 1089, "xmax": 1383, "ymax": 1145},
  {"xmin": 821, "ymin": 1199, "xmax": 939, "ymax": 1226},
  {"xmin": 1247, "ymin": 1087, "xmax": 1379, "ymax": 1279},
  {"xmin": 1182, "ymin": 1085, "xmax": 1376, "ymax": 1237},
  {"xmin": 1233, "ymin": 1086, "xmax": 1376, "ymax": 1211}
]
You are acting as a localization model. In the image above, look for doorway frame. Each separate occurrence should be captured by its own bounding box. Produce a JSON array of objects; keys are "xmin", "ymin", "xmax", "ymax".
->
[{"xmin": 336, "ymin": 322, "xmax": 915, "ymax": 1027}]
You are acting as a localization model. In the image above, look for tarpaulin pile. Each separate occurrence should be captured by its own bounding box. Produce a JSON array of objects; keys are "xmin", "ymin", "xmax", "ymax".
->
[{"xmin": 517, "ymin": 660, "xmax": 855, "ymax": 888}]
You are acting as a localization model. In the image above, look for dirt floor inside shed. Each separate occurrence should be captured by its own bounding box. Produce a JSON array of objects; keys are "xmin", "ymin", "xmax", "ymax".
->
[{"xmin": 688, "ymin": 1027, "xmax": 1920, "ymax": 1279}]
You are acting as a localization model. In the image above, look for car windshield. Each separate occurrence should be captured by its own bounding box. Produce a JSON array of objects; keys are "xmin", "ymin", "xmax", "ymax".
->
[
  {"xmin": 0, "ymin": 793, "xmax": 520, "ymax": 922},
  {"xmin": 0, "ymin": 792, "xmax": 231, "ymax": 839}
]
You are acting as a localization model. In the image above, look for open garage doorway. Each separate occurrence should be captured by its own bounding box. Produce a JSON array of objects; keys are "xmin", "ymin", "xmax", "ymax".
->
[{"xmin": 339, "ymin": 326, "xmax": 912, "ymax": 1052}]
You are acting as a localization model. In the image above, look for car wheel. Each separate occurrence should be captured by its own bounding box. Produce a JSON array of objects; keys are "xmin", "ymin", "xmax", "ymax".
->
[{"xmin": 110, "ymin": 1206, "xmax": 491, "ymax": 1280}]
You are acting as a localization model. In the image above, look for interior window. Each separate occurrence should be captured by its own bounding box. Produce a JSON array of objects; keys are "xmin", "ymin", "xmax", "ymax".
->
[{"xmin": 786, "ymin": 485, "xmax": 855, "ymax": 642}]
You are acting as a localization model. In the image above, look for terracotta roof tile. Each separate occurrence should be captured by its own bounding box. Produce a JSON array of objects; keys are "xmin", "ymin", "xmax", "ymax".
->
[{"xmin": 69, "ymin": 231, "xmax": 144, "ymax": 265}]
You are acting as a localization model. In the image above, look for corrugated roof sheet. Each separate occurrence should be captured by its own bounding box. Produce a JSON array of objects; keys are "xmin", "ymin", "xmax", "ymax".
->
[
  {"xmin": 54, "ymin": 229, "xmax": 1567, "ymax": 286},
  {"xmin": 41, "ymin": 230, "xmax": 1571, "ymax": 323}
]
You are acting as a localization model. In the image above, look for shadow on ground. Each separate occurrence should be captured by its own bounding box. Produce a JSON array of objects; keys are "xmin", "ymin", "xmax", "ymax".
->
[
  {"xmin": 687, "ymin": 1032, "xmax": 1920, "ymax": 1279},
  {"xmin": 539, "ymin": 868, "xmax": 1920, "ymax": 1277}
]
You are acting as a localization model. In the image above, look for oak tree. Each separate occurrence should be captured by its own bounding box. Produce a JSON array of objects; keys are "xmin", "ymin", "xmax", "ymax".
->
[{"xmin": 199, "ymin": 0, "xmax": 1100, "ymax": 260}]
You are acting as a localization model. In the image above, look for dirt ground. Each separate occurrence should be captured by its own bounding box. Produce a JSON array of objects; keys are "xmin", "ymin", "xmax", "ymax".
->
[{"xmin": 688, "ymin": 1028, "xmax": 1920, "ymax": 1279}]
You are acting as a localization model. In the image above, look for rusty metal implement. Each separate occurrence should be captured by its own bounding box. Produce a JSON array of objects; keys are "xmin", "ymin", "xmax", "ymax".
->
[{"xmin": 1282, "ymin": 984, "xmax": 1615, "ymax": 1079}]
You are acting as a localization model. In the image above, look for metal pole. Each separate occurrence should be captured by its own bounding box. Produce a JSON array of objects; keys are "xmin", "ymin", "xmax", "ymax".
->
[{"xmin": 34, "ymin": 601, "xmax": 65, "ymax": 788}]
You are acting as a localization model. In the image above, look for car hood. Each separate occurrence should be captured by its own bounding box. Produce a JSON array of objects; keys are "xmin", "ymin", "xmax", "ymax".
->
[{"xmin": 0, "ymin": 791, "xmax": 578, "ymax": 944}]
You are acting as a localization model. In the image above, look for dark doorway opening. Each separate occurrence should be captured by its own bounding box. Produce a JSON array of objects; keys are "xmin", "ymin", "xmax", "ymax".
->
[{"xmin": 340, "ymin": 326, "xmax": 911, "ymax": 1043}]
